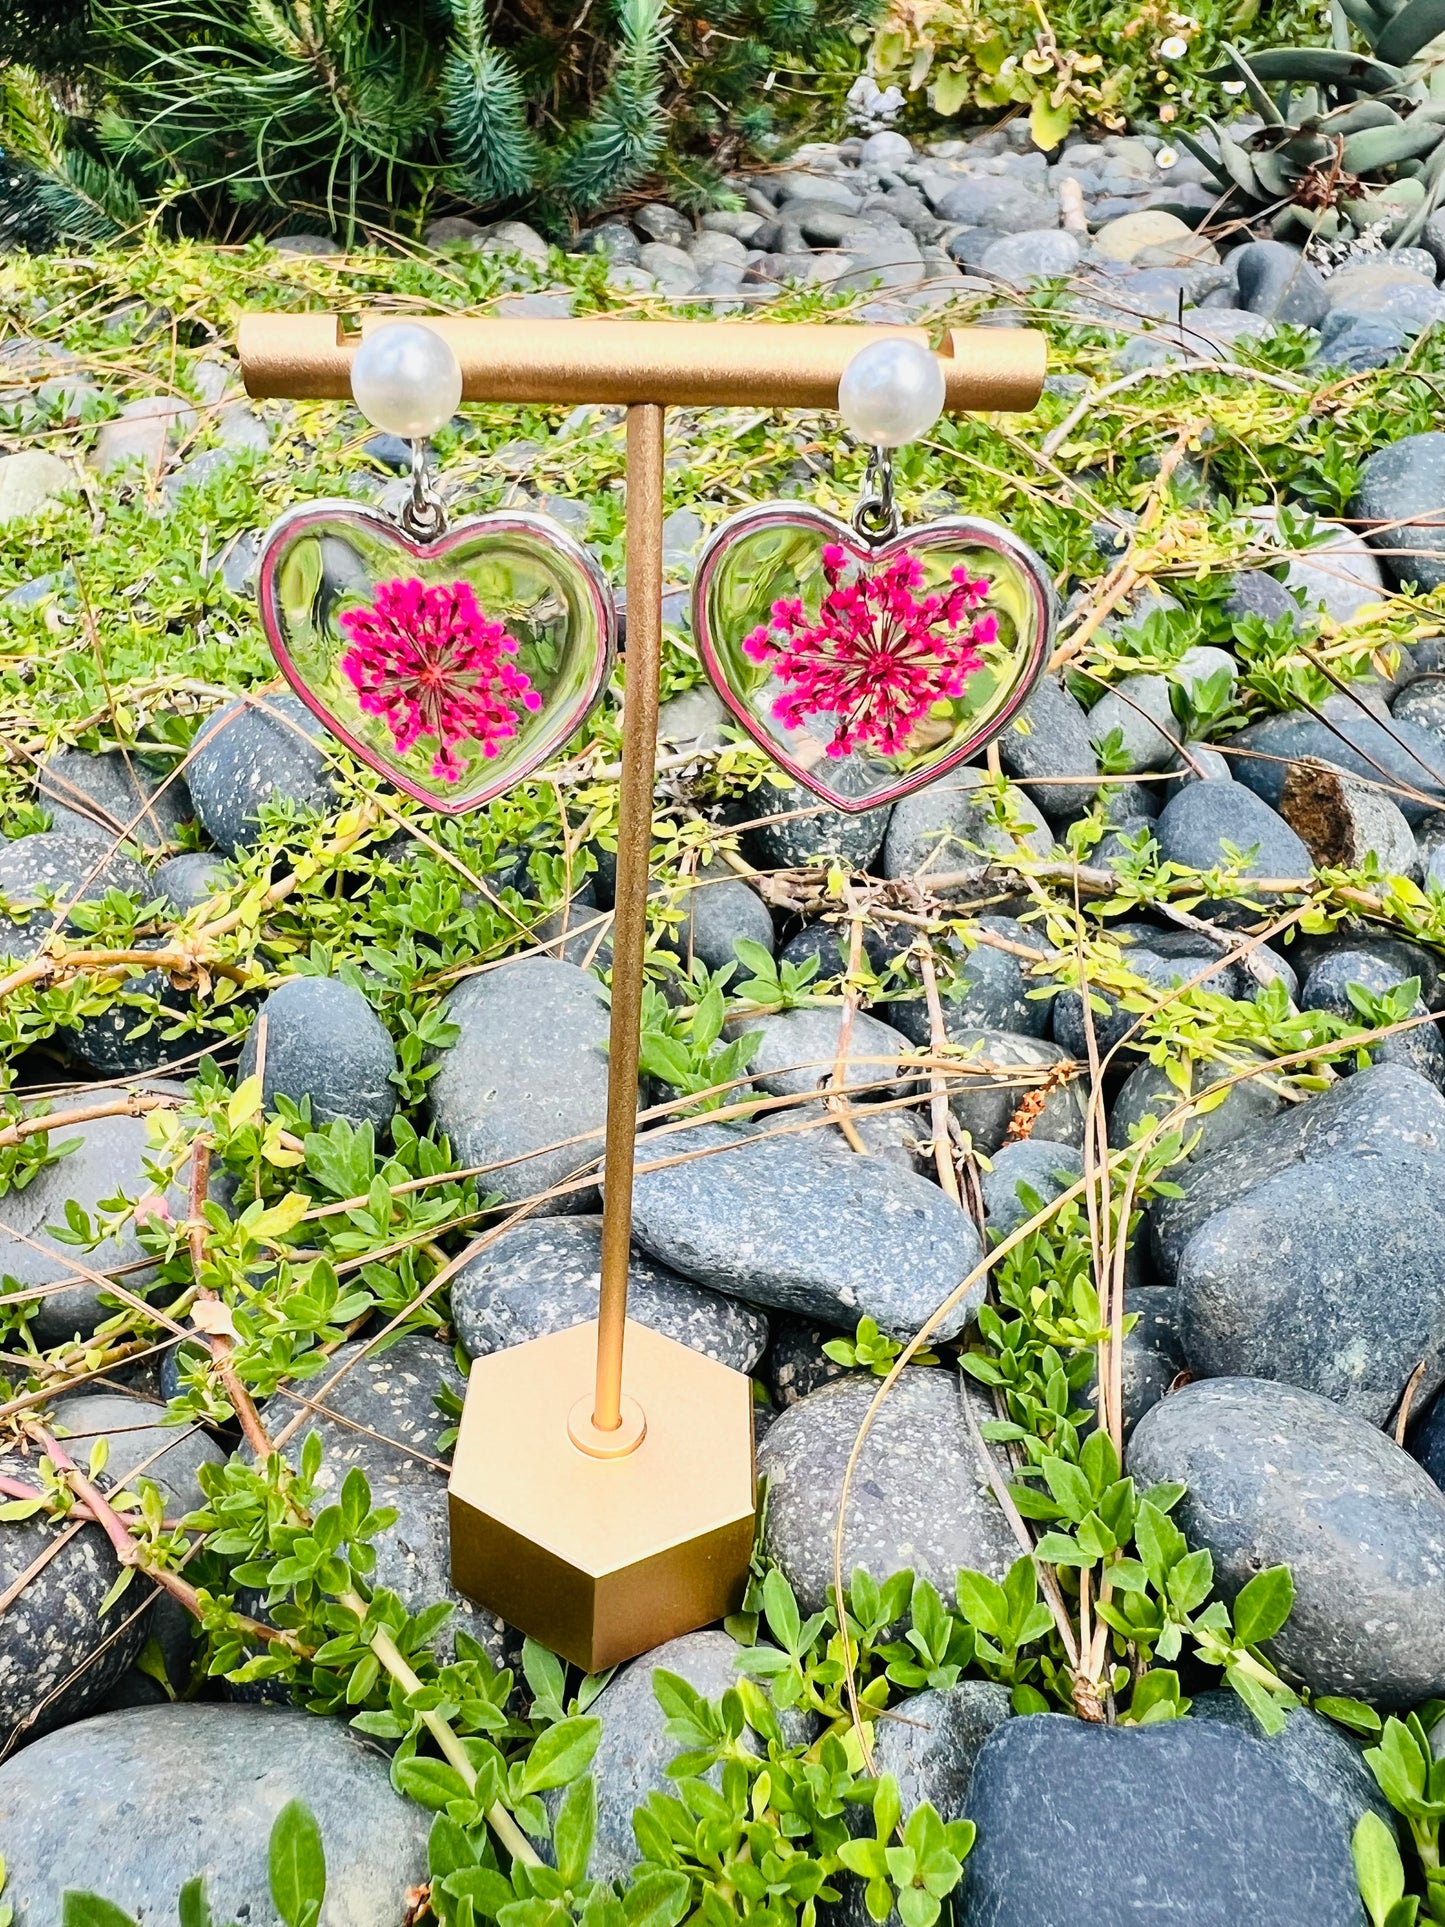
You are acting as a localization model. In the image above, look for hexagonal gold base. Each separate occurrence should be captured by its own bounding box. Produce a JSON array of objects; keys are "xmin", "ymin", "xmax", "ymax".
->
[{"xmin": 448, "ymin": 1318, "xmax": 757, "ymax": 1673}]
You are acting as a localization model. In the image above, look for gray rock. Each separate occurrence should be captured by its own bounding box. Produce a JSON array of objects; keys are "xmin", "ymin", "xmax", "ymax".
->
[
  {"xmin": 1052, "ymin": 927, "xmax": 1242, "ymax": 1058},
  {"xmin": 759, "ymin": 1372, "xmax": 1017, "ymax": 1614},
  {"xmin": 1301, "ymin": 942, "xmax": 1445, "ymax": 1088},
  {"xmin": 1299, "ymin": 934, "xmax": 1443, "ymax": 1012},
  {"xmin": 0, "ymin": 830, "xmax": 150, "ymax": 961},
  {"xmin": 1230, "ymin": 240, "xmax": 1328, "ymax": 326},
  {"xmin": 1241, "ymin": 507, "xmax": 1386, "ymax": 625},
  {"xmin": 1129, "ymin": 1377, "xmax": 1445, "ymax": 1706},
  {"xmin": 153, "ymin": 850, "xmax": 232, "ymax": 913},
  {"xmin": 667, "ymin": 861, "xmax": 775, "ymax": 972},
  {"xmin": 1223, "ymin": 567, "xmax": 1300, "ymax": 626},
  {"xmin": 1229, "ymin": 692, "xmax": 1445, "ymax": 825},
  {"xmin": 1353, "ymin": 432, "xmax": 1445, "ymax": 593},
  {"xmin": 90, "ymin": 394, "xmax": 196, "ymax": 475},
  {"xmin": 1110, "ymin": 1054, "xmax": 1287, "ymax": 1159},
  {"xmin": 882, "ymin": 769, "xmax": 1053, "ymax": 887},
  {"xmin": 771, "ymin": 172, "xmax": 862, "ymax": 212},
  {"xmin": 835, "ymin": 229, "xmax": 927, "ymax": 291},
  {"xmin": 216, "ymin": 401, "xmax": 275, "ymax": 451},
  {"xmin": 187, "ymin": 693, "xmax": 335, "ymax": 856},
  {"xmin": 575, "ymin": 221, "xmax": 641, "ymax": 264},
  {"xmin": 861, "ymin": 130, "xmax": 913, "ymax": 166},
  {"xmin": 1086, "ymin": 672, "xmax": 1179, "ymax": 772},
  {"xmin": 1150, "ymin": 1060, "xmax": 1445, "ymax": 1278},
  {"xmin": 430, "ymin": 957, "xmax": 621, "ymax": 1213},
  {"xmin": 634, "ymin": 201, "xmax": 692, "ymax": 247},
  {"xmin": 1395, "ymin": 676, "xmax": 1445, "ymax": 751},
  {"xmin": 451, "ymin": 1215, "xmax": 767, "ymax": 1371},
  {"xmin": 744, "ymin": 775, "xmax": 890, "ymax": 871},
  {"xmin": 763, "ymin": 1317, "xmax": 853, "ymax": 1408},
  {"xmin": 271, "ymin": 231, "xmax": 344, "ymax": 255},
  {"xmin": 657, "ymin": 685, "xmax": 725, "ymax": 753},
  {"xmin": 237, "ymin": 975, "xmax": 398, "ymax": 1137},
  {"xmin": 627, "ymin": 1121, "xmax": 983, "ymax": 1339},
  {"xmin": 854, "ymin": 1681, "xmax": 1010, "ymax": 1849},
  {"xmin": 960, "ymin": 1711, "xmax": 1367, "ymax": 1926},
  {"xmin": 37, "ymin": 749, "xmax": 191, "ymax": 851},
  {"xmin": 637, "ymin": 242, "xmax": 700, "ymax": 294},
  {"xmin": 1176, "ymin": 1146, "xmax": 1445, "ymax": 1421},
  {"xmin": 981, "ymin": 1139, "xmax": 1084, "ymax": 1239},
  {"xmin": 585, "ymin": 1631, "xmax": 795, "ymax": 1882},
  {"xmin": 740, "ymin": 1005, "xmax": 915, "ymax": 1104},
  {"xmin": 0, "ymin": 1096, "xmax": 197, "ymax": 1345},
  {"xmin": 1317, "ymin": 309, "xmax": 1411, "ymax": 372},
  {"xmin": 995, "ymin": 675, "xmax": 1101, "ymax": 819},
  {"xmin": 1191, "ymin": 1688, "xmax": 1395, "ymax": 1849},
  {"xmin": 1152, "ymin": 780, "xmax": 1311, "ymax": 923},
  {"xmin": 0, "ymin": 449, "xmax": 73, "ymax": 522},
  {"xmin": 1278, "ymin": 759, "xmax": 1421, "ymax": 879},
  {"xmin": 886, "ymin": 916, "xmax": 1050, "ymax": 1046},
  {"xmin": 933, "ymin": 178, "xmax": 1057, "ymax": 232},
  {"xmin": 1106, "ymin": 1286, "xmax": 1185, "ymax": 1435},
  {"xmin": 0, "ymin": 1703, "xmax": 430, "ymax": 1925},
  {"xmin": 1412, "ymin": 1383, "xmax": 1445, "ymax": 1486},
  {"xmin": 259, "ymin": 1334, "xmax": 509, "ymax": 1667},
  {"xmin": 979, "ymin": 228, "xmax": 1081, "ymax": 284},
  {"xmin": 946, "ymin": 1029, "xmax": 1084, "ymax": 1155}
]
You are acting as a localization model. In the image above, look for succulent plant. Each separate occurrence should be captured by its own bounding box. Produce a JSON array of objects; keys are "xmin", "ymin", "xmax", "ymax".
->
[{"xmin": 1176, "ymin": 0, "xmax": 1445, "ymax": 249}]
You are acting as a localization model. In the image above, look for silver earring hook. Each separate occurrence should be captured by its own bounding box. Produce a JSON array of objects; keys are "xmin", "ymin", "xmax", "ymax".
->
[
  {"xmin": 401, "ymin": 436, "xmax": 447, "ymax": 541},
  {"xmin": 853, "ymin": 444, "xmax": 897, "ymax": 542}
]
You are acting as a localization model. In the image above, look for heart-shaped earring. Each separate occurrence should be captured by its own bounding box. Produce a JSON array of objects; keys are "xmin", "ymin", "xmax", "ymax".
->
[
  {"xmin": 692, "ymin": 338, "xmax": 1054, "ymax": 814},
  {"xmin": 257, "ymin": 323, "xmax": 615, "ymax": 814}
]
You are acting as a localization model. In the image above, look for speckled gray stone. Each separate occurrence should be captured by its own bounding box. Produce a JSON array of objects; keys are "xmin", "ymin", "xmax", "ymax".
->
[
  {"xmin": 451, "ymin": 1215, "xmax": 767, "ymax": 1371},
  {"xmin": 1241, "ymin": 508, "xmax": 1387, "ymax": 625},
  {"xmin": 1052, "ymin": 927, "xmax": 1242, "ymax": 1058},
  {"xmin": 744, "ymin": 776, "xmax": 891, "ymax": 872},
  {"xmin": 980, "ymin": 1139, "xmax": 1084, "ymax": 1236},
  {"xmin": 430, "ymin": 956, "xmax": 623, "ymax": 1213},
  {"xmin": 237, "ymin": 975, "xmax": 399, "ymax": 1136},
  {"xmin": 1232, "ymin": 239, "xmax": 1329, "ymax": 327},
  {"xmin": 49, "ymin": 1391, "xmax": 223, "ymax": 1510},
  {"xmin": 1129, "ymin": 1377, "xmax": 1445, "ymax": 1706},
  {"xmin": 1229, "ymin": 693, "xmax": 1445, "ymax": 824},
  {"xmin": 259, "ymin": 1334, "xmax": 509, "ymax": 1668},
  {"xmin": 0, "ymin": 1094, "xmax": 197, "ymax": 1345},
  {"xmin": 886, "ymin": 916, "xmax": 1050, "ymax": 1046},
  {"xmin": 759, "ymin": 1372, "xmax": 1017, "ymax": 1613},
  {"xmin": 1301, "ymin": 942, "xmax": 1445, "ymax": 1090},
  {"xmin": 1353, "ymin": 432, "xmax": 1445, "ymax": 593},
  {"xmin": 1152, "ymin": 781, "xmax": 1311, "ymax": 924},
  {"xmin": 152, "ymin": 850, "xmax": 232, "ymax": 915},
  {"xmin": 763, "ymin": 1316, "xmax": 853, "ymax": 1407},
  {"xmin": 627, "ymin": 1121, "xmax": 982, "ymax": 1339},
  {"xmin": 960, "ymin": 1712, "xmax": 1366, "ymax": 1926},
  {"xmin": 1111, "ymin": 1286, "xmax": 1185, "ymax": 1435},
  {"xmin": 944, "ymin": 1028, "xmax": 1085, "ymax": 1155},
  {"xmin": 1176, "ymin": 1147, "xmax": 1445, "ymax": 1423},
  {"xmin": 1086, "ymin": 672, "xmax": 1178, "ymax": 772},
  {"xmin": 0, "ymin": 1435, "xmax": 142, "ymax": 1749},
  {"xmin": 1109, "ymin": 1053, "xmax": 1287, "ymax": 1159},
  {"xmin": 37, "ymin": 749, "xmax": 191, "ymax": 852},
  {"xmin": 187, "ymin": 692, "xmax": 336, "ymax": 856},
  {"xmin": 0, "ymin": 830, "xmax": 149, "ymax": 961},
  {"xmin": 583, "ymin": 1631, "xmax": 805, "ymax": 1881},
  {"xmin": 1149, "ymin": 1061, "xmax": 1445, "ymax": 1279},
  {"xmin": 995, "ymin": 675, "xmax": 1101, "ymax": 819},
  {"xmin": 738, "ymin": 1005, "xmax": 916, "ymax": 1103},
  {"xmin": 881, "ymin": 769, "xmax": 1053, "ymax": 887},
  {"xmin": 0, "ymin": 1702, "xmax": 431, "ymax": 1925},
  {"xmin": 1190, "ymin": 1689, "xmax": 1394, "ymax": 1850},
  {"xmin": 863, "ymin": 1679, "xmax": 1011, "ymax": 1815},
  {"xmin": 667, "ymin": 861, "xmax": 776, "ymax": 971},
  {"xmin": 1279, "ymin": 760, "xmax": 1420, "ymax": 880}
]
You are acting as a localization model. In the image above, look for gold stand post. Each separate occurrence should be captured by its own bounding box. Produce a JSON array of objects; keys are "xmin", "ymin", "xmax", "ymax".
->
[{"xmin": 240, "ymin": 313, "xmax": 1047, "ymax": 1670}]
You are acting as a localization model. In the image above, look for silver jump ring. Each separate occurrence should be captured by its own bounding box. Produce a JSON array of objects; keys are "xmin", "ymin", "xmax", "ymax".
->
[
  {"xmin": 401, "ymin": 436, "xmax": 447, "ymax": 541},
  {"xmin": 852, "ymin": 444, "xmax": 897, "ymax": 541}
]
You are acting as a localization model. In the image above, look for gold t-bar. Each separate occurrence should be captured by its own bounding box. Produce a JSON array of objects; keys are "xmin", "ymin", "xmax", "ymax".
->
[{"xmin": 238, "ymin": 312, "xmax": 1047, "ymax": 1443}]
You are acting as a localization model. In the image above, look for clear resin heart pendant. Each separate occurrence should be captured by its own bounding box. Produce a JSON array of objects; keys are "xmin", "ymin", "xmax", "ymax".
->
[
  {"xmin": 693, "ymin": 504, "xmax": 1054, "ymax": 813},
  {"xmin": 258, "ymin": 502, "xmax": 615, "ymax": 813}
]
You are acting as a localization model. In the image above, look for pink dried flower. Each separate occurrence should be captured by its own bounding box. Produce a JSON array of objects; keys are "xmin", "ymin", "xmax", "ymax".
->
[
  {"xmin": 339, "ymin": 576, "xmax": 542, "ymax": 781},
  {"xmin": 741, "ymin": 547, "xmax": 996, "ymax": 758},
  {"xmin": 134, "ymin": 1192, "xmax": 171, "ymax": 1227}
]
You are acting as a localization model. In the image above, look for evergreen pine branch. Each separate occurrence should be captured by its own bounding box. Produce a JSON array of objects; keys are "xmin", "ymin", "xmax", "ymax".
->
[
  {"xmin": 440, "ymin": 0, "xmax": 540, "ymax": 204},
  {"xmin": 551, "ymin": 0, "xmax": 670, "ymax": 214}
]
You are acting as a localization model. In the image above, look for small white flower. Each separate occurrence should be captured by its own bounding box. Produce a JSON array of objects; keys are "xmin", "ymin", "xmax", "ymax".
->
[
  {"xmin": 1221, "ymin": 77, "xmax": 1247, "ymax": 93},
  {"xmin": 1160, "ymin": 34, "xmax": 1189, "ymax": 57},
  {"xmin": 1156, "ymin": 145, "xmax": 1179, "ymax": 169}
]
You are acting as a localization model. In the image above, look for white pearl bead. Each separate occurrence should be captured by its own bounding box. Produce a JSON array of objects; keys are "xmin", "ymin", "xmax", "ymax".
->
[
  {"xmin": 350, "ymin": 322, "xmax": 463, "ymax": 440},
  {"xmin": 837, "ymin": 336, "xmax": 946, "ymax": 448}
]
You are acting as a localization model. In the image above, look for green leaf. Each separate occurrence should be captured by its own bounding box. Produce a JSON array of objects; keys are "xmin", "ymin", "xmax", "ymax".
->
[
  {"xmin": 268, "ymin": 1800, "xmax": 326, "ymax": 1927},
  {"xmin": 1316, "ymin": 1697, "xmax": 1384, "ymax": 1738},
  {"xmin": 519, "ymin": 1716, "xmax": 600, "ymax": 1794},
  {"xmin": 1354, "ymin": 1811, "xmax": 1407, "ymax": 1927},
  {"xmin": 554, "ymin": 1774, "xmax": 597, "ymax": 1885},
  {"xmin": 621, "ymin": 1869, "xmax": 691, "ymax": 1927},
  {"xmin": 177, "ymin": 1877, "xmax": 215, "ymax": 1927},
  {"xmin": 61, "ymin": 1899, "xmax": 138, "ymax": 1927},
  {"xmin": 1231, "ymin": 1566, "xmax": 1294, "ymax": 1649},
  {"xmin": 1225, "ymin": 1664, "xmax": 1289, "ymax": 1737}
]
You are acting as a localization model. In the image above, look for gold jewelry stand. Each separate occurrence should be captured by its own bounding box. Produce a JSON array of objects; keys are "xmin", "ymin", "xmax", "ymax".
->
[{"xmin": 239, "ymin": 314, "xmax": 1047, "ymax": 1672}]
